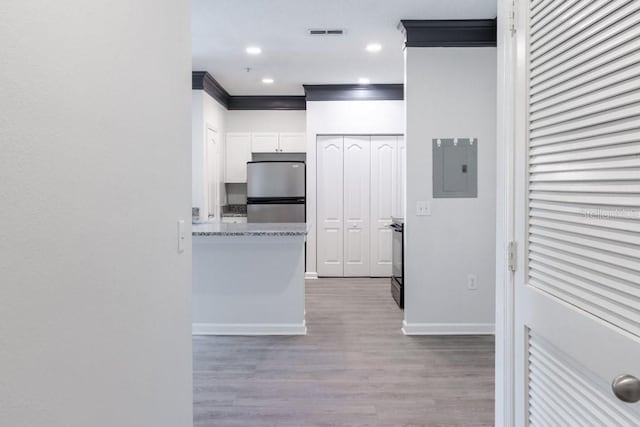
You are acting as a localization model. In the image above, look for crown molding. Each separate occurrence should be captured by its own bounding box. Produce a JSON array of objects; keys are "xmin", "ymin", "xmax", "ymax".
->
[
  {"xmin": 228, "ymin": 96, "xmax": 306, "ymax": 110},
  {"xmin": 303, "ymin": 84, "xmax": 404, "ymax": 101},
  {"xmin": 192, "ymin": 71, "xmax": 230, "ymax": 108},
  {"xmin": 192, "ymin": 72, "xmax": 306, "ymax": 110},
  {"xmin": 400, "ymin": 19, "xmax": 497, "ymax": 47}
]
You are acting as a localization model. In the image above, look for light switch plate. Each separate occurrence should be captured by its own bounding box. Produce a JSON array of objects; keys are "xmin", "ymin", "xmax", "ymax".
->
[
  {"xmin": 416, "ymin": 201, "xmax": 431, "ymax": 216},
  {"xmin": 467, "ymin": 274, "xmax": 478, "ymax": 290},
  {"xmin": 177, "ymin": 220, "xmax": 185, "ymax": 253}
]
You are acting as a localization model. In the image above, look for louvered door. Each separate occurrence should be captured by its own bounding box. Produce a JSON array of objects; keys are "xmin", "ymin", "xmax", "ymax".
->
[{"xmin": 514, "ymin": 0, "xmax": 640, "ymax": 425}]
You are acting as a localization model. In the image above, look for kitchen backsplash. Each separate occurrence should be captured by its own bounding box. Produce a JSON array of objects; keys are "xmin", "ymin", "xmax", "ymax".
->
[
  {"xmin": 225, "ymin": 182, "xmax": 247, "ymax": 205},
  {"xmin": 222, "ymin": 204, "xmax": 247, "ymax": 215}
]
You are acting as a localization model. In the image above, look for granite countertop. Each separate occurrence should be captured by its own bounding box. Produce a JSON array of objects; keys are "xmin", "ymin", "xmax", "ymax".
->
[{"xmin": 192, "ymin": 222, "xmax": 309, "ymax": 236}]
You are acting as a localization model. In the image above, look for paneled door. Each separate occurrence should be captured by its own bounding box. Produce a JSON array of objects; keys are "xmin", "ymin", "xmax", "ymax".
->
[
  {"xmin": 370, "ymin": 136, "xmax": 396, "ymax": 277},
  {"xmin": 396, "ymin": 136, "xmax": 406, "ymax": 219},
  {"xmin": 343, "ymin": 136, "xmax": 371, "ymax": 276},
  {"xmin": 317, "ymin": 136, "xmax": 344, "ymax": 277},
  {"xmin": 513, "ymin": 1, "xmax": 640, "ymax": 425},
  {"xmin": 206, "ymin": 127, "xmax": 220, "ymax": 219}
]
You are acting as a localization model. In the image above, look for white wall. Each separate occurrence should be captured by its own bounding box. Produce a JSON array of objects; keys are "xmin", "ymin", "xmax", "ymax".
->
[
  {"xmin": 404, "ymin": 48, "xmax": 497, "ymax": 334},
  {"xmin": 306, "ymin": 100, "xmax": 405, "ymax": 277},
  {"xmin": 192, "ymin": 90, "xmax": 227, "ymax": 219},
  {"xmin": 226, "ymin": 110, "xmax": 306, "ymax": 133},
  {"xmin": 0, "ymin": 1, "xmax": 192, "ymax": 426}
]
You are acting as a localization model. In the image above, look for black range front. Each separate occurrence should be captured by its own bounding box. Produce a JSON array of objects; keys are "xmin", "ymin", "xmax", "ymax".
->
[{"xmin": 390, "ymin": 218, "xmax": 404, "ymax": 309}]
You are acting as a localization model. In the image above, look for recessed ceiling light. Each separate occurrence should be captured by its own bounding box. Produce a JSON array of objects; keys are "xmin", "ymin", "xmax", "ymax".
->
[
  {"xmin": 358, "ymin": 78, "xmax": 370, "ymax": 84},
  {"xmin": 366, "ymin": 43, "xmax": 382, "ymax": 53},
  {"xmin": 246, "ymin": 46, "xmax": 262, "ymax": 55},
  {"xmin": 262, "ymin": 78, "xmax": 274, "ymax": 84}
]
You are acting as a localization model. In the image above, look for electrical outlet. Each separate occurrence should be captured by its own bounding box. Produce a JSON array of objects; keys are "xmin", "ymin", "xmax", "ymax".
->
[
  {"xmin": 416, "ymin": 200, "xmax": 431, "ymax": 216},
  {"xmin": 467, "ymin": 274, "xmax": 478, "ymax": 290}
]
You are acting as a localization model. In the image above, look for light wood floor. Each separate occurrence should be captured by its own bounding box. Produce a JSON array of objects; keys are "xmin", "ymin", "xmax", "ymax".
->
[{"xmin": 193, "ymin": 278, "xmax": 495, "ymax": 426}]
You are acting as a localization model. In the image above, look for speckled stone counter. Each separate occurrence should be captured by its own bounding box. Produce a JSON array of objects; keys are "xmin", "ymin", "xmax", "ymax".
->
[{"xmin": 192, "ymin": 222, "xmax": 309, "ymax": 237}]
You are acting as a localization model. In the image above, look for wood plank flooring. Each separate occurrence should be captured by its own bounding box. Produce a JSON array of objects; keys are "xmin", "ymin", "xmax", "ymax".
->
[{"xmin": 193, "ymin": 278, "xmax": 495, "ymax": 426}]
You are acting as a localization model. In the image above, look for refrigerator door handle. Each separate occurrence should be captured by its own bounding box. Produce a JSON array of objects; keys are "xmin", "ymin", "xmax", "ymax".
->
[{"xmin": 247, "ymin": 197, "xmax": 305, "ymax": 205}]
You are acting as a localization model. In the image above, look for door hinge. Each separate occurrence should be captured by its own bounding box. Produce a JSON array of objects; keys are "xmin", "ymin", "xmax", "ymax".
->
[
  {"xmin": 508, "ymin": 241, "xmax": 517, "ymax": 272},
  {"xmin": 509, "ymin": 0, "xmax": 517, "ymax": 37}
]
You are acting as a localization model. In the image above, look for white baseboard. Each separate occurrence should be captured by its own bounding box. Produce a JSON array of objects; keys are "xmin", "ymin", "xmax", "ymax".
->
[
  {"xmin": 192, "ymin": 322, "xmax": 307, "ymax": 336},
  {"xmin": 305, "ymin": 271, "xmax": 319, "ymax": 280},
  {"xmin": 402, "ymin": 320, "xmax": 495, "ymax": 335}
]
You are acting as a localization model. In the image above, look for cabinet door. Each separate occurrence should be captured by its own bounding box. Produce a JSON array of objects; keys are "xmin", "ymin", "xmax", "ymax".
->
[
  {"xmin": 317, "ymin": 136, "xmax": 344, "ymax": 277},
  {"xmin": 251, "ymin": 132, "xmax": 279, "ymax": 153},
  {"xmin": 279, "ymin": 132, "xmax": 306, "ymax": 153},
  {"xmin": 370, "ymin": 136, "xmax": 396, "ymax": 277},
  {"xmin": 225, "ymin": 133, "xmax": 252, "ymax": 183},
  {"xmin": 343, "ymin": 136, "xmax": 370, "ymax": 277}
]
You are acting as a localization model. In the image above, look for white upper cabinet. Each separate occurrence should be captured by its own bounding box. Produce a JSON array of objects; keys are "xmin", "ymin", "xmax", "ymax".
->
[
  {"xmin": 251, "ymin": 132, "xmax": 307, "ymax": 153},
  {"xmin": 225, "ymin": 133, "xmax": 252, "ymax": 183},
  {"xmin": 278, "ymin": 132, "xmax": 306, "ymax": 152},
  {"xmin": 251, "ymin": 132, "xmax": 279, "ymax": 153}
]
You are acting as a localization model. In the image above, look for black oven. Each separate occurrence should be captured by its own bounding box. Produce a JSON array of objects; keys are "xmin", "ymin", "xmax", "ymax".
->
[{"xmin": 390, "ymin": 218, "xmax": 404, "ymax": 308}]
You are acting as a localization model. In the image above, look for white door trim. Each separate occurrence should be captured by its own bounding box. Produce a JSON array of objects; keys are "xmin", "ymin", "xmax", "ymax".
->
[{"xmin": 495, "ymin": 0, "xmax": 517, "ymax": 425}]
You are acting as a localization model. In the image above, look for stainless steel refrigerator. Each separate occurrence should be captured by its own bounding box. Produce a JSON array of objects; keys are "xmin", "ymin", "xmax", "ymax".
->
[{"xmin": 247, "ymin": 161, "xmax": 305, "ymax": 223}]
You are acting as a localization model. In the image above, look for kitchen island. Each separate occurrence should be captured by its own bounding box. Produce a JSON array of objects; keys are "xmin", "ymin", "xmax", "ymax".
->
[{"xmin": 192, "ymin": 222, "xmax": 308, "ymax": 335}]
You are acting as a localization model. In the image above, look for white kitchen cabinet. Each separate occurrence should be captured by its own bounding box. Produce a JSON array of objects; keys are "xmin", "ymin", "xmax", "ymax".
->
[
  {"xmin": 278, "ymin": 132, "xmax": 306, "ymax": 152},
  {"xmin": 225, "ymin": 133, "xmax": 252, "ymax": 183},
  {"xmin": 317, "ymin": 136, "xmax": 344, "ymax": 277},
  {"xmin": 251, "ymin": 132, "xmax": 279, "ymax": 153},
  {"xmin": 251, "ymin": 132, "xmax": 306, "ymax": 153},
  {"xmin": 343, "ymin": 136, "xmax": 370, "ymax": 277},
  {"xmin": 370, "ymin": 136, "xmax": 397, "ymax": 277}
]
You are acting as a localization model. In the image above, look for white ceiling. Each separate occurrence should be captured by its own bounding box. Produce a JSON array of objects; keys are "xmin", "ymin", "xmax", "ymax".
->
[{"xmin": 192, "ymin": 0, "xmax": 497, "ymax": 96}]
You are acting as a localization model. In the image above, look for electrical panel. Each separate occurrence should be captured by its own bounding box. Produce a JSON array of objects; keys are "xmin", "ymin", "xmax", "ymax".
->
[{"xmin": 433, "ymin": 138, "xmax": 478, "ymax": 198}]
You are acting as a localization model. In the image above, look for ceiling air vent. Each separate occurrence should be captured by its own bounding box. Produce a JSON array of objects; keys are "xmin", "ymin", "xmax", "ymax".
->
[{"xmin": 308, "ymin": 29, "xmax": 346, "ymax": 36}]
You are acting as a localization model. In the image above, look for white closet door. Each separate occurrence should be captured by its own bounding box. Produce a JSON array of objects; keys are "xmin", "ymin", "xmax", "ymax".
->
[
  {"xmin": 370, "ymin": 136, "xmax": 396, "ymax": 277},
  {"xmin": 343, "ymin": 136, "xmax": 370, "ymax": 276},
  {"xmin": 514, "ymin": 0, "xmax": 640, "ymax": 424},
  {"xmin": 317, "ymin": 136, "xmax": 344, "ymax": 277}
]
